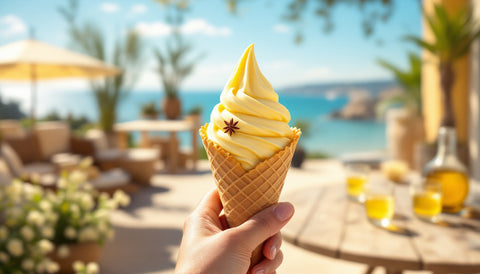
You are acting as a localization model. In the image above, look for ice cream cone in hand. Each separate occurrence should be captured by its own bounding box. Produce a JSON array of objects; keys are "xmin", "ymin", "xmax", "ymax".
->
[{"xmin": 200, "ymin": 44, "xmax": 301, "ymax": 268}]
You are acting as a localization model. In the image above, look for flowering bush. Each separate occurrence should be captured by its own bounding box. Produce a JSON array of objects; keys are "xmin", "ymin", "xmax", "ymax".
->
[
  {"xmin": 0, "ymin": 181, "xmax": 59, "ymax": 274},
  {"xmin": 0, "ymin": 158, "xmax": 130, "ymax": 273},
  {"xmin": 51, "ymin": 169, "xmax": 130, "ymax": 246}
]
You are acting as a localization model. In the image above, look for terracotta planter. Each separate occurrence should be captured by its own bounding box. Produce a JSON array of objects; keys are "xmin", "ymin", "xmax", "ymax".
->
[
  {"xmin": 50, "ymin": 242, "xmax": 102, "ymax": 274},
  {"xmin": 386, "ymin": 109, "xmax": 424, "ymax": 168},
  {"xmin": 163, "ymin": 97, "xmax": 182, "ymax": 120}
]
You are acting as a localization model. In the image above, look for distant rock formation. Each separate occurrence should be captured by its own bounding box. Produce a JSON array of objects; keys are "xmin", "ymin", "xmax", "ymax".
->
[
  {"xmin": 331, "ymin": 87, "xmax": 405, "ymax": 120},
  {"xmin": 331, "ymin": 90, "xmax": 376, "ymax": 120}
]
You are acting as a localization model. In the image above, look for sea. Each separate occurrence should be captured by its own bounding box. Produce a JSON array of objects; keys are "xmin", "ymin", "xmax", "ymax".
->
[{"xmin": 36, "ymin": 90, "xmax": 387, "ymax": 157}]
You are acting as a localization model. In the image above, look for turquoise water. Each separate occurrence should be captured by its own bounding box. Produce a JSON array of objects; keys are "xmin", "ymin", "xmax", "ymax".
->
[{"xmin": 38, "ymin": 90, "xmax": 386, "ymax": 156}]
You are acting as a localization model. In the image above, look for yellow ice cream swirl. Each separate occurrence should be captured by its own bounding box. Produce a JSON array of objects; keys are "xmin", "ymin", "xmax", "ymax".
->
[{"xmin": 206, "ymin": 44, "xmax": 294, "ymax": 170}]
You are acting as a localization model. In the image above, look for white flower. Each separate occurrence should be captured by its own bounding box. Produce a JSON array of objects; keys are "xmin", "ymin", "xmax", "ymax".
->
[
  {"xmin": 57, "ymin": 245, "xmax": 70, "ymax": 259},
  {"xmin": 0, "ymin": 226, "xmax": 8, "ymax": 240},
  {"xmin": 70, "ymin": 203, "xmax": 80, "ymax": 216},
  {"xmin": 70, "ymin": 170, "xmax": 87, "ymax": 185},
  {"xmin": 86, "ymin": 262, "xmax": 100, "ymax": 274},
  {"xmin": 39, "ymin": 200, "xmax": 52, "ymax": 212},
  {"xmin": 42, "ymin": 227, "xmax": 54, "ymax": 239},
  {"xmin": 27, "ymin": 210, "xmax": 45, "ymax": 227},
  {"xmin": 20, "ymin": 226, "xmax": 35, "ymax": 241},
  {"xmin": 57, "ymin": 178, "xmax": 68, "ymax": 188},
  {"xmin": 21, "ymin": 258, "xmax": 35, "ymax": 271},
  {"xmin": 79, "ymin": 157, "xmax": 93, "ymax": 169},
  {"xmin": 113, "ymin": 190, "xmax": 130, "ymax": 207},
  {"xmin": 65, "ymin": 226, "xmax": 77, "ymax": 239},
  {"xmin": 80, "ymin": 194, "xmax": 94, "ymax": 211},
  {"xmin": 0, "ymin": 252, "xmax": 9, "ymax": 263},
  {"xmin": 73, "ymin": 261, "xmax": 85, "ymax": 272},
  {"xmin": 46, "ymin": 261, "xmax": 59, "ymax": 273},
  {"xmin": 38, "ymin": 239, "xmax": 54, "ymax": 255},
  {"xmin": 7, "ymin": 238, "xmax": 24, "ymax": 257},
  {"xmin": 79, "ymin": 226, "xmax": 98, "ymax": 242}
]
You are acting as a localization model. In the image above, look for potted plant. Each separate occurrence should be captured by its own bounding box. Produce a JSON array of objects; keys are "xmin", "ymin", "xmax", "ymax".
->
[
  {"xmin": 141, "ymin": 102, "xmax": 160, "ymax": 120},
  {"xmin": 47, "ymin": 163, "xmax": 130, "ymax": 273},
  {"xmin": 154, "ymin": 3, "xmax": 201, "ymax": 120},
  {"xmin": 291, "ymin": 120, "xmax": 311, "ymax": 168},
  {"xmin": 0, "ymin": 182, "xmax": 59, "ymax": 273},
  {"xmin": 405, "ymin": 3, "xmax": 480, "ymax": 168},
  {"xmin": 376, "ymin": 52, "xmax": 424, "ymax": 168}
]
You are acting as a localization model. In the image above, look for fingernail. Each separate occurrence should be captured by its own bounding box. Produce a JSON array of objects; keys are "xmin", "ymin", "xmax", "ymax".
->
[
  {"xmin": 270, "ymin": 246, "xmax": 277, "ymax": 258},
  {"xmin": 274, "ymin": 203, "xmax": 294, "ymax": 221},
  {"xmin": 253, "ymin": 269, "xmax": 264, "ymax": 274}
]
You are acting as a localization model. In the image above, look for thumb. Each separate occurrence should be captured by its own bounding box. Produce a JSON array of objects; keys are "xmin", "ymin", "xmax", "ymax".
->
[{"xmin": 232, "ymin": 202, "xmax": 294, "ymax": 250}]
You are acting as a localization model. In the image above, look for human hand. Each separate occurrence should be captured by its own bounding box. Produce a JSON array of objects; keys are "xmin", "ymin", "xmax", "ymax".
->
[{"xmin": 175, "ymin": 188, "xmax": 295, "ymax": 274}]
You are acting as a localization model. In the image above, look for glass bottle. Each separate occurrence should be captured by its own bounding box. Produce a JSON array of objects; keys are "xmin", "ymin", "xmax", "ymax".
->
[{"xmin": 423, "ymin": 126, "xmax": 469, "ymax": 213}]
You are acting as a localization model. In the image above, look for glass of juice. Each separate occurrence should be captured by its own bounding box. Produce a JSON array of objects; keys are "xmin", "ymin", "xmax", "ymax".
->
[
  {"xmin": 364, "ymin": 180, "xmax": 395, "ymax": 227},
  {"xmin": 411, "ymin": 178, "xmax": 442, "ymax": 222},
  {"xmin": 345, "ymin": 164, "xmax": 370, "ymax": 202}
]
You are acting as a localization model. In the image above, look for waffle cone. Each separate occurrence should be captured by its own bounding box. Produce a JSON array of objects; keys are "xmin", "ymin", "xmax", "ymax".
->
[{"xmin": 200, "ymin": 124, "xmax": 301, "ymax": 267}]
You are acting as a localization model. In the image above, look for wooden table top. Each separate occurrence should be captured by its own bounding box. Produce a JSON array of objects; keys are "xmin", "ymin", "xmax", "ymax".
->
[
  {"xmin": 114, "ymin": 119, "xmax": 196, "ymax": 132},
  {"xmin": 282, "ymin": 183, "xmax": 480, "ymax": 273}
]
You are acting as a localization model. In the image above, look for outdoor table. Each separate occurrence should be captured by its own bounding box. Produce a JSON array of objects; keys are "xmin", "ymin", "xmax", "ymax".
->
[
  {"xmin": 114, "ymin": 119, "xmax": 199, "ymax": 173},
  {"xmin": 282, "ymin": 183, "xmax": 480, "ymax": 274}
]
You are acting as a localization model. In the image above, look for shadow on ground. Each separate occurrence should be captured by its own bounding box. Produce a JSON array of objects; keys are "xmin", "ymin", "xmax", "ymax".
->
[
  {"xmin": 126, "ymin": 185, "xmax": 191, "ymax": 218},
  {"xmin": 100, "ymin": 225, "xmax": 182, "ymax": 273}
]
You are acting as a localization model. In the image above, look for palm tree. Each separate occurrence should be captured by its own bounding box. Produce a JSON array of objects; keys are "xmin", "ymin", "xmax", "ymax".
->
[
  {"xmin": 376, "ymin": 52, "xmax": 422, "ymax": 116},
  {"xmin": 405, "ymin": 4, "xmax": 480, "ymax": 128},
  {"xmin": 58, "ymin": 0, "xmax": 145, "ymax": 135}
]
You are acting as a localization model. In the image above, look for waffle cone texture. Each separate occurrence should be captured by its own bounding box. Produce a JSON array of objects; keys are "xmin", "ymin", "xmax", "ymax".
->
[{"xmin": 200, "ymin": 124, "xmax": 301, "ymax": 266}]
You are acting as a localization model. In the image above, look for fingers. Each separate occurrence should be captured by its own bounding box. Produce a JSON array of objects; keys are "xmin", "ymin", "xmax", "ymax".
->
[
  {"xmin": 262, "ymin": 233, "xmax": 282, "ymax": 260},
  {"xmin": 194, "ymin": 188, "xmax": 223, "ymax": 220},
  {"xmin": 233, "ymin": 202, "xmax": 294, "ymax": 250},
  {"xmin": 250, "ymin": 250, "xmax": 284, "ymax": 274}
]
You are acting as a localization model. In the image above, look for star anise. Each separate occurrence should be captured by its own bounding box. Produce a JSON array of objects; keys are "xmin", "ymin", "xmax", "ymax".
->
[{"xmin": 223, "ymin": 118, "xmax": 240, "ymax": 136}]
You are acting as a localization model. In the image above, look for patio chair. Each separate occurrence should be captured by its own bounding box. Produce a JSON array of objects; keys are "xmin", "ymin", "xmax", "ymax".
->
[
  {"xmin": 85, "ymin": 128, "xmax": 159, "ymax": 185},
  {"xmin": 0, "ymin": 119, "xmax": 27, "ymax": 140},
  {"xmin": 0, "ymin": 156, "xmax": 13, "ymax": 186},
  {"xmin": 0, "ymin": 141, "xmax": 137, "ymax": 194}
]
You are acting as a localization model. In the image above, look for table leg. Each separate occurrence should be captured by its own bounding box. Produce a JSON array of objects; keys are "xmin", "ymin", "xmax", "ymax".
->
[
  {"xmin": 140, "ymin": 131, "xmax": 150, "ymax": 148},
  {"xmin": 365, "ymin": 266, "xmax": 375, "ymax": 274},
  {"xmin": 118, "ymin": 132, "xmax": 128, "ymax": 149},
  {"xmin": 169, "ymin": 132, "xmax": 178, "ymax": 173}
]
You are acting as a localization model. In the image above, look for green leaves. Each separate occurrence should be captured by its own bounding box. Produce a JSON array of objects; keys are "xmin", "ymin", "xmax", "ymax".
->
[{"xmin": 405, "ymin": 4, "xmax": 480, "ymax": 63}]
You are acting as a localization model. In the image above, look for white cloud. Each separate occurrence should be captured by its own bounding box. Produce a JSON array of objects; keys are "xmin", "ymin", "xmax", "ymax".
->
[
  {"xmin": 181, "ymin": 19, "xmax": 231, "ymax": 37},
  {"xmin": 135, "ymin": 22, "xmax": 172, "ymax": 38},
  {"xmin": 130, "ymin": 4, "xmax": 147, "ymax": 16},
  {"xmin": 273, "ymin": 24, "xmax": 290, "ymax": 33},
  {"xmin": 134, "ymin": 18, "xmax": 232, "ymax": 38},
  {"xmin": 0, "ymin": 15, "xmax": 27, "ymax": 37},
  {"xmin": 100, "ymin": 2, "xmax": 120, "ymax": 13}
]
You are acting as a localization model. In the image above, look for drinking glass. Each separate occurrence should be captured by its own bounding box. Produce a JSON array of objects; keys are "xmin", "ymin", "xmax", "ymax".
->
[
  {"xmin": 364, "ymin": 179, "xmax": 395, "ymax": 227},
  {"xmin": 345, "ymin": 164, "xmax": 370, "ymax": 202},
  {"xmin": 411, "ymin": 178, "xmax": 442, "ymax": 222}
]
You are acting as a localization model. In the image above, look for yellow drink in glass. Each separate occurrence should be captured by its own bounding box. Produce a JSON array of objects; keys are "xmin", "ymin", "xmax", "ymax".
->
[
  {"xmin": 347, "ymin": 176, "xmax": 367, "ymax": 196},
  {"xmin": 413, "ymin": 192, "xmax": 442, "ymax": 218},
  {"xmin": 345, "ymin": 164, "xmax": 370, "ymax": 202},
  {"xmin": 365, "ymin": 195, "xmax": 394, "ymax": 221},
  {"xmin": 411, "ymin": 178, "xmax": 442, "ymax": 222}
]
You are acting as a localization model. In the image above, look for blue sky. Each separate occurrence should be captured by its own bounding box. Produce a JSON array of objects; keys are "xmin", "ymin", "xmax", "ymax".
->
[{"xmin": 0, "ymin": 0, "xmax": 421, "ymax": 96}]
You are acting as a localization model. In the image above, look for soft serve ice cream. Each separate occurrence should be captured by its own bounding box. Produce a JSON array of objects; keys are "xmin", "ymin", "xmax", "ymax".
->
[{"xmin": 206, "ymin": 44, "xmax": 294, "ymax": 170}]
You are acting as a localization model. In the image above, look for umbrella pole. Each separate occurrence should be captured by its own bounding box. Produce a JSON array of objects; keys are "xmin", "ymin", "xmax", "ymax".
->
[{"xmin": 30, "ymin": 64, "xmax": 37, "ymax": 123}]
